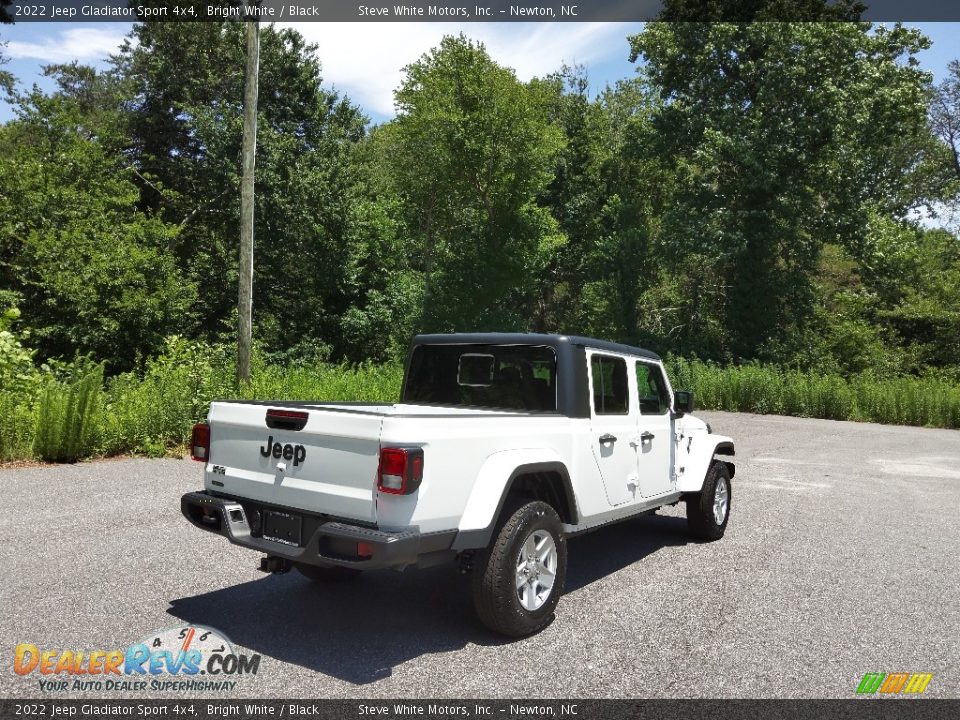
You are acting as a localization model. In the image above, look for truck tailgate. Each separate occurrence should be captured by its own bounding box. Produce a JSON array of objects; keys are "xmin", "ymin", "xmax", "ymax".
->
[{"xmin": 205, "ymin": 402, "xmax": 384, "ymax": 522}]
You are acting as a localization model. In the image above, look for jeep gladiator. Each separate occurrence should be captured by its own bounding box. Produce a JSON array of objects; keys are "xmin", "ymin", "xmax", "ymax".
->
[{"xmin": 182, "ymin": 333, "xmax": 735, "ymax": 636}]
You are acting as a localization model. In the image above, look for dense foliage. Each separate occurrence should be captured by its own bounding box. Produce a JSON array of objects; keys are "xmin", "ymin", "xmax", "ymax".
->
[{"xmin": 1, "ymin": 12, "xmax": 959, "ymax": 462}]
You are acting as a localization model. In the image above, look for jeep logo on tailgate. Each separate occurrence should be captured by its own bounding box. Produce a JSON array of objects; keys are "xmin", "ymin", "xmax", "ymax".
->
[{"xmin": 259, "ymin": 436, "xmax": 306, "ymax": 466}]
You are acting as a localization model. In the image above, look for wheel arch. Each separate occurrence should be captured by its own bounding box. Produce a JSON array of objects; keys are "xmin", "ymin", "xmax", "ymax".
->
[
  {"xmin": 453, "ymin": 456, "xmax": 578, "ymax": 551},
  {"xmin": 714, "ymin": 441, "xmax": 735, "ymax": 478},
  {"xmin": 676, "ymin": 435, "xmax": 736, "ymax": 493}
]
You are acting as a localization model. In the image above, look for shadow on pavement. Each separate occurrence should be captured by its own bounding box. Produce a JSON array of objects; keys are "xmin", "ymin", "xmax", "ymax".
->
[
  {"xmin": 168, "ymin": 564, "xmax": 481, "ymax": 685},
  {"xmin": 566, "ymin": 513, "xmax": 690, "ymax": 592},
  {"xmin": 167, "ymin": 513, "xmax": 689, "ymax": 684}
]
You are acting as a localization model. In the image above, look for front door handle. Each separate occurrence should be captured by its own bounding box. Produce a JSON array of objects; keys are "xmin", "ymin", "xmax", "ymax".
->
[
  {"xmin": 640, "ymin": 431, "xmax": 655, "ymax": 442},
  {"xmin": 599, "ymin": 433, "xmax": 617, "ymax": 445}
]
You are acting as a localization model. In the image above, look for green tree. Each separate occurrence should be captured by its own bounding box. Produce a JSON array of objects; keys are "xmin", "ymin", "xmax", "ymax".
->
[
  {"xmin": 112, "ymin": 21, "xmax": 366, "ymax": 355},
  {"xmin": 588, "ymin": 78, "xmax": 688, "ymax": 350},
  {"xmin": 0, "ymin": 92, "xmax": 193, "ymax": 371},
  {"xmin": 931, "ymin": 60, "xmax": 960, "ymax": 182},
  {"xmin": 857, "ymin": 218, "xmax": 960, "ymax": 374},
  {"xmin": 335, "ymin": 127, "xmax": 422, "ymax": 361},
  {"xmin": 629, "ymin": 21, "xmax": 932, "ymax": 360},
  {"xmin": 386, "ymin": 34, "xmax": 565, "ymax": 331},
  {"xmin": 534, "ymin": 66, "xmax": 621, "ymax": 336},
  {"xmin": 38, "ymin": 61, "xmax": 132, "ymax": 155},
  {"xmin": 929, "ymin": 60, "xmax": 960, "ymax": 225}
]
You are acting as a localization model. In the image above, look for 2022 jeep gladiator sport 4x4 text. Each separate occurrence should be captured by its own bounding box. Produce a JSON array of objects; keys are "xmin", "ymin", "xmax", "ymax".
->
[{"xmin": 182, "ymin": 333, "xmax": 735, "ymax": 636}]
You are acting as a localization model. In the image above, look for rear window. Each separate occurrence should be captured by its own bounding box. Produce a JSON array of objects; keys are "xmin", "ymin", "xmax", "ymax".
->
[{"xmin": 403, "ymin": 344, "xmax": 557, "ymax": 412}]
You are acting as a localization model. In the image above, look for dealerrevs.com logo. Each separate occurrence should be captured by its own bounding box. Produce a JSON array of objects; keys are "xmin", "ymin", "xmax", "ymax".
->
[{"xmin": 14, "ymin": 625, "xmax": 261, "ymax": 693}]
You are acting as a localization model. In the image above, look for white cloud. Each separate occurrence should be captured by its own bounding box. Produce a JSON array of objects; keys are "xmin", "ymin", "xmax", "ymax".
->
[
  {"xmin": 281, "ymin": 22, "xmax": 633, "ymax": 117},
  {"xmin": 6, "ymin": 28, "xmax": 128, "ymax": 64}
]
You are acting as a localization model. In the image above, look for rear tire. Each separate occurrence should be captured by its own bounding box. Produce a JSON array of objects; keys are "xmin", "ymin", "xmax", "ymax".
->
[
  {"xmin": 686, "ymin": 460, "xmax": 731, "ymax": 542},
  {"xmin": 472, "ymin": 500, "xmax": 567, "ymax": 637},
  {"xmin": 295, "ymin": 564, "xmax": 361, "ymax": 582}
]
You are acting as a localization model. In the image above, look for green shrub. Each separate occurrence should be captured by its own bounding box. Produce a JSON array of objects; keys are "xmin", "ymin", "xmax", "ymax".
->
[
  {"xmin": 99, "ymin": 336, "xmax": 234, "ymax": 456},
  {"xmin": 0, "ymin": 307, "xmax": 42, "ymax": 399}
]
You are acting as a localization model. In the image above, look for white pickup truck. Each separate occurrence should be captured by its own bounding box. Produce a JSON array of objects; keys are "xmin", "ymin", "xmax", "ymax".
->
[{"xmin": 182, "ymin": 333, "xmax": 734, "ymax": 636}]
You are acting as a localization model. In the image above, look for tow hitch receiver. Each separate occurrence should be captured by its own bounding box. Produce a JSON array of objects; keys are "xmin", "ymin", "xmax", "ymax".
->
[{"xmin": 259, "ymin": 556, "xmax": 292, "ymax": 574}]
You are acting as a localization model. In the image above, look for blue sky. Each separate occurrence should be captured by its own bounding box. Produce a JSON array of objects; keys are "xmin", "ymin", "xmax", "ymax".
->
[{"xmin": 1, "ymin": 21, "xmax": 958, "ymax": 124}]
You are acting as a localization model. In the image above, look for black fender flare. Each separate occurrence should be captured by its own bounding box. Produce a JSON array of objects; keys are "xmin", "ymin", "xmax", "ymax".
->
[
  {"xmin": 713, "ymin": 441, "xmax": 735, "ymax": 478},
  {"xmin": 451, "ymin": 461, "xmax": 578, "ymax": 551}
]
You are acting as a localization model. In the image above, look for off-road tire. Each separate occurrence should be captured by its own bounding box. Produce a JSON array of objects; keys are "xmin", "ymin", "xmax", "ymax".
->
[
  {"xmin": 472, "ymin": 500, "xmax": 568, "ymax": 637},
  {"xmin": 686, "ymin": 460, "xmax": 731, "ymax": 542},
  {"xmin": 295, "ymin": 564, "xmax": 361, "ymax": 582}
]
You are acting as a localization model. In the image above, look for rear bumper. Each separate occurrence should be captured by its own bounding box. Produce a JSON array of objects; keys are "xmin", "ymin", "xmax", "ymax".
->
[{"xmin": 181, "ymin": 491, "xmax": 455, "ymax": 570}]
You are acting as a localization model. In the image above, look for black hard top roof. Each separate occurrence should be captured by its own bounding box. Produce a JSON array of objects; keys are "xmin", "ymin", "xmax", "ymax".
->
[{"xmin": 411, "ymin": 333, "xmax": 661, "ymax": 362}]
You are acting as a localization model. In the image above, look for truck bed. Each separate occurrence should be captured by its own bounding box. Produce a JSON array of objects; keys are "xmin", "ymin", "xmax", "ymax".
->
[{"xmin": 204, "ymin": 401, "xmax": 564, "ymax": 525}]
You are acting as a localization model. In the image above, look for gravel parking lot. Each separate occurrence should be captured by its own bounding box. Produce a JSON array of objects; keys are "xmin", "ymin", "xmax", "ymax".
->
[{"xmin": 2, "ymin": 411, "xmax": 958, "ymax": 699}]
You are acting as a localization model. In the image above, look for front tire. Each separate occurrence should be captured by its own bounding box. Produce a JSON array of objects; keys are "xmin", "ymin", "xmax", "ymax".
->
[
  {"xmin": 686, "ymin": 460, "xmax": 731, "ymax": 542},
  {"xmin": 472, "ymin": 500, "xmax": 568, "ymax": 637}
]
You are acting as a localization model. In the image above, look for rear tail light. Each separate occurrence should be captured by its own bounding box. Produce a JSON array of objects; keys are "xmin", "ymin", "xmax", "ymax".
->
[
  {"xmin": 377, "ymin": 447, "xmax": 424, "ymax": 495},
  {"xmin": 191, "ymin": 423, "xmax": 211, "ymax": 462}
]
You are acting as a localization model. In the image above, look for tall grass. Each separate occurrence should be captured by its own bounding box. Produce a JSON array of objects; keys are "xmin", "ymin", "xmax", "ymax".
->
[
  {"xmin": 665, "ymin": 357, "xmax": 960, "ymax": 428},
  {"xmin": 241, "ymin": 363, "xmax": 403, "ymax": 403},
  {"xmin": 96, "ymin": 347, "xmax": 402, "ymax": 458},
  {"xmin": 98, "ymin": 339, "xmax": 235, "ymax": 457},
  {"xmin": 1, "ymin": 345, "xmax": 958, "ymax": 466},
  {"xmin": 0, "ymin": 392, "xmax": 36, "ymax": 462},
  {"xmin": 32, "ymin": 366, "xmax": 103, "ymax": 462}
]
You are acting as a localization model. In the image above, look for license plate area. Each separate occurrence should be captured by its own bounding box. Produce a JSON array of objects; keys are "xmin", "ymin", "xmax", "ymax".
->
[{"xmin": 263, "ymin": 511, "xmax": 302, "ymax": 546}]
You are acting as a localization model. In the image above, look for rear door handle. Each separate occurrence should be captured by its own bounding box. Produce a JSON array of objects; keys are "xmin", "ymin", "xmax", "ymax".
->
[
  {"xmin": 640, "ymin": 431, "xmax": 655, "ymax": 442},
  {"xmin": 599, "ymin": 434, "xmax": 617, "ymax": 445}
]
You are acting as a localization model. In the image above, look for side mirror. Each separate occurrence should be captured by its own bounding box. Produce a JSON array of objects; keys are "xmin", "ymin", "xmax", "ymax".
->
[{"xmin": 673, "ymin": 390, "xmax": 694, "ymax": 416}]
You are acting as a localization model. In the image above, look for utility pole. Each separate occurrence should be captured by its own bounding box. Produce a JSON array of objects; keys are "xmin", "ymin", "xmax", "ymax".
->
[{"xmin": 238, "ymin": 2, "xmax": 260, "ymax": 384}]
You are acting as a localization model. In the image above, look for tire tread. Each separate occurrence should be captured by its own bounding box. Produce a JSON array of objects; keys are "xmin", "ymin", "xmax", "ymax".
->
[{"xmin": 686, "ymin": 461, "xmax": 731, "ymax": 542}]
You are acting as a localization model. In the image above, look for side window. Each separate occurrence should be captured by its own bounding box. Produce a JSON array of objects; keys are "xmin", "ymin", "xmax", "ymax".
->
[
  {"xmin": 591, "ymin": 355, "xmax": 629, "ymax": 415},
  {"xmin": 636, "ymin": 362, "xmax": 669, "ymax": 415}
]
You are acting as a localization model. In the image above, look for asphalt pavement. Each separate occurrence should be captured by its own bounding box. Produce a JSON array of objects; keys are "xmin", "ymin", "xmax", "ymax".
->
[{"xmin": 1, "ymin": 412, "xmax": 958, "ymax": 699}]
